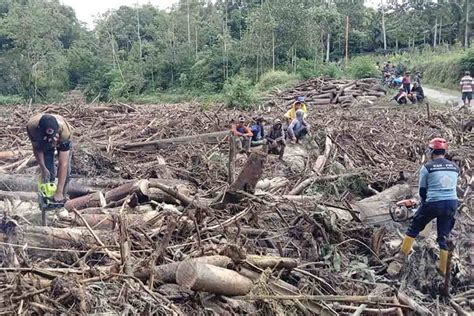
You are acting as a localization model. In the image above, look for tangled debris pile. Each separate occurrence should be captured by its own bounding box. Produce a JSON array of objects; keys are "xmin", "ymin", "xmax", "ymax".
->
[{"xmin": 0, "ymin": 97, "xmax": 472, "ymax": 314}]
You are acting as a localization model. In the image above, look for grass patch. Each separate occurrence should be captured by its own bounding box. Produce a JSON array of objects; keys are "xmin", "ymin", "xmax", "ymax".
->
[{"xmin": 0, "ymin": 95, "xmax": 24, "ymax": 105}]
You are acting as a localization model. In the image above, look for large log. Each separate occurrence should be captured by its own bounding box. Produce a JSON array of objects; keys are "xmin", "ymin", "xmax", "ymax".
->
[
  {"xmin": 135, "ymin": 255, "xmax": 232, "ymax": 283},
  {"xmin": 65, "ymin": 192, "xmax": 106, "ymax": 211},
  {"xmin": 104, "ymin": 179, "xmax": 149, "ymax": 203},
  {"xmin": 100, "ymin": 130, "xmax": 229, "ymax": 151},
  {"xmin": 0, "ymin": 174, "xmax": 92, "ymax": 198},
  {"xmin": 246, "ymin": 255, "xmax": 298, "ymax": 269},
  {"xmin": 352, "ymin": 184, "xmax": 414, "ymax": 224},
  {"xmin": 70, "ymin": 211, "xmax": 160, "ymax": 230},
  {"xmin": 0, "ymin": 150, "xmax": 30, "ymax": 161},
  {"xmin": 0, "ymin": 190, "xmax": 37, "ymax": 201},
  {"xmin": 311, "ymin": 98, "xmax": 332, "ymax": 105},
  {"xmin": 176, "ymin": 261, "xmax": 252, "ymax": 296},
  {"xmin": 146, "ymin": 187, "xmax": 179, "ymax": 204}
]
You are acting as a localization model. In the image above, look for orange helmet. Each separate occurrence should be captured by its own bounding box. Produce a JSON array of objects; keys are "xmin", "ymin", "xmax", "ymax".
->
[{"xmin": 428, "ymin": 138, "xmax": 448, "ymax": 150}]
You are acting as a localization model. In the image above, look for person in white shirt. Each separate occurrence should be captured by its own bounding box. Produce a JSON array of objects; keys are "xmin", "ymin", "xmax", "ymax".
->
[{"xmin": 460, "ymin": 71, "xmax": 473, "ymax": 106}]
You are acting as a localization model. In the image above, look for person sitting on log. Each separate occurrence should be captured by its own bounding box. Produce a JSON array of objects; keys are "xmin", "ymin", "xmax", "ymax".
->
[
  {"xmin": 231, "ymin": 115, "xmax": 253, "ymax": 154},
  {"xmin": 266, "ymin": 118, "xmax": 286, "ymax": 160},
  {"xmin": 250, "ymin": 117, "xmax": 266, "ymax": 147},
  {"xmin": 287, "ymin": 109, "xmax": 310, "ymax": 144},
  {"xmin": 284, "ymin": 96, "xmax": 307, "ymax": 124},
  {"xmin": 388, "ymin": 138, "xmax": 458, "ymax": 277},
  {"xmin": 411, "ymin": 82, "xmax": 425, "ymax": 103},
  {"xmin": 26, "ymin": 113, "xmax": 73, "ymax": 202}
]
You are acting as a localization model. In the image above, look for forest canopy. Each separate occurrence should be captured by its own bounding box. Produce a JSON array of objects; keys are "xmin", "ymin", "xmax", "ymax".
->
[{"xmin": 0, "ymin": 0, "xmax": 472, "ymax": 102}]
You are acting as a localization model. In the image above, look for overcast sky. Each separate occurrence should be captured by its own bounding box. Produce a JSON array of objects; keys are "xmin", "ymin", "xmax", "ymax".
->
[{"xmin": 61, "ymin": 0, "xmax": 178, "ymax": 27}]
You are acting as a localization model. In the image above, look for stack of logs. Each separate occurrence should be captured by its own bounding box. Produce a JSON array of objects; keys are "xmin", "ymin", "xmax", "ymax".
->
[{"xmin": 276, "ymin": 77, "xmax": 386, "ymax": 107}]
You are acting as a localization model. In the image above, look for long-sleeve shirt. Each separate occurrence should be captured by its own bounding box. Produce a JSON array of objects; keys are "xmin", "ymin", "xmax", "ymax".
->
[
  {"xmin": 419, "ymin": 158, "xmax": 458, "ymax": 202},
  {"xmin": 250, "ymin": 124, "xmax": 264, "ymax": 141},
  {"xmin": 284, "ymin": 103, "xmax": 308, "ymax": 121},
  {"xmin": 267, "ymin": 125, "xmax": 285, "ymax": 142},
  {"xmin": 231, "ymin": 124, "xmax": 253, "ymax": 137}
]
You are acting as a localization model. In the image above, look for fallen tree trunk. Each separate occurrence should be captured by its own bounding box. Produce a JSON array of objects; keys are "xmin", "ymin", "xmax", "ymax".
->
[
  {"xmin": 70, "ymin": 211, "xmax": 160, "ymax": 230},
  {"xmin": 0, "ymin": 174, "xmax": 92, "ymax": 198},
  {"xmin": 352, "ymin": 184, "xmax": 413, "ymax": 224},
  {"xmin": 311, "ymin": 98, "xmax": 332, "ymax": 105},
  {"xmin": 104, "ymin": 179, "xmax": 149, "ymax": 203},
  {"xmin": 397, "ymin": 292, "xmax": 432, "ymax": 316},
  {"xmin": 135, "ymin": 255, "xmax": 232, "ymax": 283},
  {"xmin": 176, "ymin": 261, "xmax": 252, "ymax": 296},
  {"xmin": 100, "ymin": 130, "xmax": 229, "ymax": 151},
  {"xmin": 146, "ymin": 187, "xmax": 179, "ymax": 204},
  {"xmin": 65, "ymin": 192, "xmax": 106, "ymax": 211},
  {"xmin": 0, "ymin": 190, "xmax": 37, "ymax": 201},
  {"xmin": 0, "ymin": 150, "xmax": 30, "ymax": 161}
]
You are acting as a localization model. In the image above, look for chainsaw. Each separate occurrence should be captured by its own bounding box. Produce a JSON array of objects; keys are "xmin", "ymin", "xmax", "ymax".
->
[
  {"xmin": 389, "ymin": 198, "xmax": 418, "ymax": 222},
  {"xmin": 38, "ymin": 180, "xmax": 65, "ymax": 226}
]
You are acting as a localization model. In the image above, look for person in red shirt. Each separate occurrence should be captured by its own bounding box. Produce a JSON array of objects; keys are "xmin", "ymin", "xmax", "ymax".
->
[
  {"xmin": 231, "ymin": 115, "xmax": 253, "ymax": 154},
  {"xmin": 402, "ymin": 72, "xmax": 411, "ymax": 93}
]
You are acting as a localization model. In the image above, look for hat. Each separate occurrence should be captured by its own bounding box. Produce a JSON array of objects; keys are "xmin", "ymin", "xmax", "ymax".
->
[
  {"xmin": 273, "ymin": 118, "xmax": 282, "ymax": 125},
  {"xmin": 238, "ymin": 116, "xmax": 245, "ymax": 123},
  {"xmin": 38, "ymin": 114, "xmax": 59, "ymax": 136},
  {"xmin": 465, "ymin": 71, "xmax": 471, "ymax": 76},
  {"xmin": 297, "ymin": 96, "xmax": 305, "ymax": 103}
]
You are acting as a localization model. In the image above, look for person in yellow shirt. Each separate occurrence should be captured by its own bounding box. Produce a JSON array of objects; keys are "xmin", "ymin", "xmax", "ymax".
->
[{"xmin": 284, "ymin": 96, "xmax": 307, "ymax": 124}]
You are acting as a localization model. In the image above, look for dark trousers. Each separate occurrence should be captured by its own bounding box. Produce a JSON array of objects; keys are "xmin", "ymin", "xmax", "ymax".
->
[
  {"xmin": 406, "ymin": 200, "xmax": 457, "ymax": 250},
  {"xmin": 44, "ymin": 147, "xmax": 72, "ymax": 192},
  {"xmin": 403, "ymin": 84, "xmax": 411, "ymax": 93}
]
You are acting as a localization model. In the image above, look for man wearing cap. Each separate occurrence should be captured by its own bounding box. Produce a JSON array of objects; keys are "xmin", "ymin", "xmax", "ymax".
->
[
  {"xmin": 388, "ymin": 138, "xmax": 458, "ymax": 277},
  {"xmin": 284, "ymin": 96, "xmax": 308, "ymax": 124},
  {"xmin": 266, "ymin": 118, "xmax": 286, "ymax": 159},
  {"xmin": 231, "ymin": 115, "xmax": 253, "ymax": 154},
  {"xmin": 26, "ymin": 113, "xmax": 73, "ymax": 202}
]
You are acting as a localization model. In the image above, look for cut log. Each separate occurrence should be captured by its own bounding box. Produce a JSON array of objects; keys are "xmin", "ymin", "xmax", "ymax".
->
[
  {"xmin": 352, "ymin": 184, "xmax": 414, "ymax": 224},
  {"xmin": 246, "ymin": 255, "xmax": 298, "ymax": 269},
  {"xmin": 146, "ymin": 187, "xmax": 179, "ymax": 204},
  {"xmin": 0, "ymin": 190, "xmax": 37, "ymax": 201},
  {"xmin": 366, "ymin": 91, "xmax": 385, "ymax": 97},
  {"xmin": 70, "ymin": 211, "xmax": 160, "ymax": 230},
  {"xmin": 311, "ymin": 98, "xmax": 332, "ymax": 105},
  {"xmin": 65, "ymin": 192, "xmax": 106, "ymax": 211},
  {"xmin": 0, "ymin": 174, "xmax": 92, "ymax": 198},
  {"xmin": 104, "ymin": 179, "xmax": 149, "ymax": 203},
  {"xmin": 135, "ymin": 255, "xmax": 232, "ymax": 283},
  {"xmin": 99, "ymin": 130, "xmax": 229, "ymax": 151},
  {"xmin": 0, "ymin": 150, "xmax": 30, "ymax": 161},
  {"xmin": 176, "ymin": 261, "xmax": 252, "ymax": 296}
]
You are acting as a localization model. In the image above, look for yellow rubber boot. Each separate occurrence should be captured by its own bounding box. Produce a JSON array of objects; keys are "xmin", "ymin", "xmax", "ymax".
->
[
  {"xmin": 400, "ymin": 236, "xmax": 415, "ymax": 256},
  {"xmin": 438, "ymin": 250, "xmax": 449, "ymax": 276}
]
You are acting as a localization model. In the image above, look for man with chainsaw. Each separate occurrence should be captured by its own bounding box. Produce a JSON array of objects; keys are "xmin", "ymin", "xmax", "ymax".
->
[
  {"xmin": 27, "ymin": 113, "xmax": 72, "ymax": 203},
  {"xmin": 389, "ymin": 138, "xmax": 458, "ymax": 276}
]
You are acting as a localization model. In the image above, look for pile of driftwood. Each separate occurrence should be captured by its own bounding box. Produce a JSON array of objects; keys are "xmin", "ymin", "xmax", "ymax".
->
[
  {"xmin": 273, "ymin": 77, "xmax": 386, "ymax": 107},
  {"xmin": 0, "ymin": 87, "xmax": 472, "ymax": 314}
]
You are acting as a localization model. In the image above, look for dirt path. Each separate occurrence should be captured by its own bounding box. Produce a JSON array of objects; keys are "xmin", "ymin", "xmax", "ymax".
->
[{"xmin": 424, "ymin": 86, "xmax": 463, "ymax": 106}]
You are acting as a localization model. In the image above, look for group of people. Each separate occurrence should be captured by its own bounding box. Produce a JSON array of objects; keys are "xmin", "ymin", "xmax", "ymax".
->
[
  {"xmin": 379, "ymin": 62, "xmax": 425, "ymax": 105},
  {"xmin": 25, "ymin": 102, "xmax": 460, "ymax": 281},
  {"xmin": 230, "ymin": 96, "xmax": 310, "ymax": 158}
]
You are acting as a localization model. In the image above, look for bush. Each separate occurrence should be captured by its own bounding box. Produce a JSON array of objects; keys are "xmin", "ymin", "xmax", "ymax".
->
[
  {"xmin": 296, "ymin": 59, "xmax": 343, "ymax": 80},
  {"xmin": 0, "ymin": 95, "xmax": 24, "ymax": 105},
  {"xmin": 223, "ymin": 76, "xmax": 258, "ymax": 109},
  {"xmin": 256, "ymin": 70, "xmax": 299, "ymax": 92},
  {"xmin": 348, "ymin": 56, "xmax": 379, "ymax": 79}
]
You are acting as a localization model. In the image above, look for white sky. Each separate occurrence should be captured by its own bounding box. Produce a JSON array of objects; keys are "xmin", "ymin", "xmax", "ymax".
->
[{"xmin": 61, "ymin": 0, "xmax": 178, "ymax": 27}]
